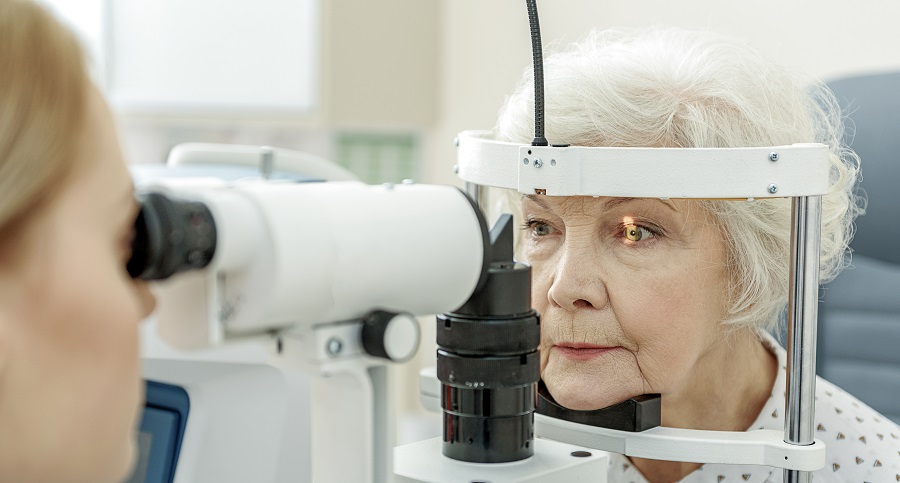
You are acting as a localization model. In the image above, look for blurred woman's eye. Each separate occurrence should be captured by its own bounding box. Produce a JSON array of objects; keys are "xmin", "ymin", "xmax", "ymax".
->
[
  {"xmin": 120, "ymin": 238, "xmax": 132, "ymax": 261},
  {"xmin": 120, "ymin": 226, "xmax": 135, "ymax": 260},
  {"xmin": 522, "ymin": 219, "xmax": 555, "ymax": 237},
  {"xmin": 623, "ymin": 223, "xmax": 655, "ymax": 242}
]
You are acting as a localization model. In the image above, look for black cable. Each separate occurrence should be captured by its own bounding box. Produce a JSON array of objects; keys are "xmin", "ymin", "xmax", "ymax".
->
[{"xmin": 526, "ymin": 0, "xmax": 548, "ymax": 146}]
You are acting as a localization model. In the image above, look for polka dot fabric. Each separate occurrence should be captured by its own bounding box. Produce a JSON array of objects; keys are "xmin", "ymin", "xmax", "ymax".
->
[{"xmin": 605, "ymin": 332, "xmax": 900, "ymax": 482}]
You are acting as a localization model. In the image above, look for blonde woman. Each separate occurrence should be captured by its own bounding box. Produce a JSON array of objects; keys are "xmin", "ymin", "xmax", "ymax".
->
[
  {"xmin": 495, "ymin": 28, "xmax": 898, "ymax": 482},
  {"xmin": 0, "ymin": 1, "xmax": 155, "ymax": 481}
]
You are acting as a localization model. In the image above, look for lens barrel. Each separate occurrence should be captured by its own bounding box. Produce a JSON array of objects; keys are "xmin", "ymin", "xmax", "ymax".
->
[
  {"xmin": 437, "ymin": 215, "xmax": 540, "ymax": 463},
  {"xmin": 127, "ymin": 192, "xmax": 217, "ymax": 280}
]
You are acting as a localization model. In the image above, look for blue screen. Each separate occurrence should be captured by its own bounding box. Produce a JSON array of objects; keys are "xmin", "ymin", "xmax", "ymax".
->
[{"xmin": 122, "ymin": 381, "xmax": 190, "ymax": 483}]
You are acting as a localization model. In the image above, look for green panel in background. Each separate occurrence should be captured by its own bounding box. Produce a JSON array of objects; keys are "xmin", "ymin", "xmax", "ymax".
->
[{"xmin": 335, "ymin": 132, "xmax": 419, "ymax": 184}]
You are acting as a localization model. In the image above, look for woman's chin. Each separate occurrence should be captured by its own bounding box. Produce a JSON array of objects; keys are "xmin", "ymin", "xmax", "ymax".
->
[
  {"xmin": 103, "ymin": 435, "xmax": 138, "ymax": 483},
  {"xmin": 545, "ymin": 380, "xmax": 630, "ymax": 411}
]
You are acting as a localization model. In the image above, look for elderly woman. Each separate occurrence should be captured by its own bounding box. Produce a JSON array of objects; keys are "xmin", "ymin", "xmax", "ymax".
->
[
  {"xmin": 493, "ymin": 28, "xmax": 898, "ymax": 482},
  {"xmin": 0, "ymin": 1, "xmax": 155, "ymax": 481}
]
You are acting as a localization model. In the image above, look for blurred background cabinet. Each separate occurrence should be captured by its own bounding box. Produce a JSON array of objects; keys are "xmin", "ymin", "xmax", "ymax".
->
[{"xmin": 43, "ymin": 0, "xmax": 438, "ymax": 181}]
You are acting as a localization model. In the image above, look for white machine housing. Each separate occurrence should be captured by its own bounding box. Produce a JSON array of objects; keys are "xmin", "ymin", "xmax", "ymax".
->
[
  {"xmin": 143, "ymin": 179, "xmax": 486, "ymax": 349},
  {"xmin": 136, "ymin": 149, "xmax": 493, "ymax": 483}
]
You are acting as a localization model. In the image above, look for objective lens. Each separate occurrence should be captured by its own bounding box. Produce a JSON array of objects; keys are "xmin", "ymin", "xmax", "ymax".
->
[
  {"xmin": 127, "ymin": 192, "xmax": 217, "ymax": 280},
  {"xmin": 437, "ymin": 214, "xmax": 540, "ymax": 464}
]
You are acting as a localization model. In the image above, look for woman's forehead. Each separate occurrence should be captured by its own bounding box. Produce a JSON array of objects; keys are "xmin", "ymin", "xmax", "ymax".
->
[
  {"xmin": 65, "ymin": 89, "xmax": 134, "ymax": 217},
  {"xmin": 523, "ymin": 195, "xmax": 681, "ymax": 214}
]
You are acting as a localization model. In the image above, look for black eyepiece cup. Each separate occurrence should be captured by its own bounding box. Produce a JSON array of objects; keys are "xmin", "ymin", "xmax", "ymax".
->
[{"xmin": 127, "ymin": 192, "xmax": 217, "ymax": 281}]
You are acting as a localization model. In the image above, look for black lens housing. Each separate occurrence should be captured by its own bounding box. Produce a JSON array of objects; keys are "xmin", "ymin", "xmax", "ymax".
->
[
  {"xmin": 127, "ymin": 192, "xmax": 217, "ymax": 280},
  {"xmin": 437, "ymin": 214, "xmax": 540, "ymax": 463}
]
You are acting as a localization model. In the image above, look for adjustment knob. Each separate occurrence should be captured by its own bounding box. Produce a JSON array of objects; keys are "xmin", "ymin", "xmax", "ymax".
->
[{"xmin": 361, "ymin": 310, "xmax": 420, "ymax": 362}]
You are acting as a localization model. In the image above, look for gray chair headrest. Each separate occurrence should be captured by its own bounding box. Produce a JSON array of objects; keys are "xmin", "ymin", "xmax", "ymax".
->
[{"xmin": 827, "ymin": 72, "xmax": 900, "ymax": 264}]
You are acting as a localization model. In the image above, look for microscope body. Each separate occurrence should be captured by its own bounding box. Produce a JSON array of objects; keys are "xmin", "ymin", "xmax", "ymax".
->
[
  {"xmin": 134, "ymin": 173, "xmax": 490, "ymax": 482},
  {"xmin": 142, "ymin": 178, "xmax": 486, "ymax": 350}
]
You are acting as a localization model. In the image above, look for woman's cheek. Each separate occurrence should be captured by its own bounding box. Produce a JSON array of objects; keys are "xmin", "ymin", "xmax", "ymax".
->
[{"xmin": 605, "ymin": 238, "xmax": 671, "ymax": 271}]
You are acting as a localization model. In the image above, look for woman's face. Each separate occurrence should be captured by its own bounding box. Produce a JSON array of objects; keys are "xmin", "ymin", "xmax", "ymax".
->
[
  {"xmin": 0, "ymin": 88, "xmax": 155, "ymax": 482},
  {"xmin": 522, "ymin": 195, "xmax": 729, "ymax": 411}
]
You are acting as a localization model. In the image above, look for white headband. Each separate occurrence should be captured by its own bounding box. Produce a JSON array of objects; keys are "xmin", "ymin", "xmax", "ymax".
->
[{"xmin": 456, "ymin": 130, "xmax": 830, "ymax": 199}]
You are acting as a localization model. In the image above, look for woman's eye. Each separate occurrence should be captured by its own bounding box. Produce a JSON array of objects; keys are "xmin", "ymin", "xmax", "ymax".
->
[
  {"xmin": 624, "ymin": 224, "xmax": 655, "ymax": 242},
  {"xmin": 120, "ymin": 228, "xmax": 135, "ymax": 259},
  {"xmin": 523, "ymin": 220, "xmax": 555, "ymax": 237}
]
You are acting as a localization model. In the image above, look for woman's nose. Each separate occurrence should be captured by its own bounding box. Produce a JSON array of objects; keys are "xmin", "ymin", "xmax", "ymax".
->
[
  {"xmin": 134, "ymin": 281, "xmax": 157, "ymax": 319},
  {"xmin": 546, "ymin": 247, "xmax": 609, "ymax": 311}
]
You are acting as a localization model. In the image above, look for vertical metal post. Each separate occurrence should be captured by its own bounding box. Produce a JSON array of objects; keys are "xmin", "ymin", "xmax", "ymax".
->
[
  {"xmin": 465, "ymin": 181, "xmax": 488, "ymax": 213},
  {"xmin": 259, "ymin": 146, "xmax": 274, "ymax": 180},
  {"xmin": 784, "ymin": 195, "xmax": 822, "ymax": 483}
]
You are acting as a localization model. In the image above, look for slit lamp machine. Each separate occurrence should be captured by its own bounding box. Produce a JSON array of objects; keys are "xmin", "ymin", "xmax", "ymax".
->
[{"xmin": 129, "ymin": 2, "xmax": 829, "ymax": 482}]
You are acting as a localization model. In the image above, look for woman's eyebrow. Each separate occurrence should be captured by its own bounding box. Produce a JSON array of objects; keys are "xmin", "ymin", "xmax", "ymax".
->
[
  {"xmin": 523, "ymin": 194, "xmax": 551, "ymax": 210},
  {"xmin": 525, "ymin": 194, "xmax": 677, "ymax": 212},
  {"xmin": 604, "ymin": 197, "xmax": 677, "ymax": 212}
]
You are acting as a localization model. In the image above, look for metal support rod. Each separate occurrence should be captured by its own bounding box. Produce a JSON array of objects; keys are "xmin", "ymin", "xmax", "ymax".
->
[
  {"xmin": 259, "ymin": 146, "xmax": 274, "ymax": 180},
  {"xmin": 465, "ymin": 181, "xmax": 488, "ymax": 214},
  {"xmin": 783, "ymin": 195, "xmax": 822, "ymax": 483}
]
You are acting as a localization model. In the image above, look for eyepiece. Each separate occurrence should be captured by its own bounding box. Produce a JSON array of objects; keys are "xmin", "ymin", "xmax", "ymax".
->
[{"xmin": 127, "ymin": 192, "xmax": 217, "ymax": 280}]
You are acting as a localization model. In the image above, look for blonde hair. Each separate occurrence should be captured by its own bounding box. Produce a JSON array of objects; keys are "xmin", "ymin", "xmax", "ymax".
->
[
  {"xmin": 0, "ymin": 0, "xmax": 89, "ymax": 247},
  {"xmin": 494, "ymin": 28, "xmax": 863, "ymax": 332}
]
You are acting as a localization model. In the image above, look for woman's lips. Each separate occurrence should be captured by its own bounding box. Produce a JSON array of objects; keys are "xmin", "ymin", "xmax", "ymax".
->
[{"xmin": 553, "ymin": 343, "xmax": 620, "ymax": 361}]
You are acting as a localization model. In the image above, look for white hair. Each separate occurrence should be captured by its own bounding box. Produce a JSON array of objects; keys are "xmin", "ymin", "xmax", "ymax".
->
[{"xmin": 492, "ymin": 27, "xmax": 863, "ymax": 332}]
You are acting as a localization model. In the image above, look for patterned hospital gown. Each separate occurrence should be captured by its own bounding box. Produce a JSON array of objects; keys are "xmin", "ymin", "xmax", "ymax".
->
[{"xmin": 605, "ymin": 333, "xmax": 900, "ymax": 482}]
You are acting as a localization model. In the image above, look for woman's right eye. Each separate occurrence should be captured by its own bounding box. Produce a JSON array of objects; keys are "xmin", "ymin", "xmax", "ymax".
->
[{"xmin": 522, "ymin": 219, "xmax": 555, "ymax": 237}]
